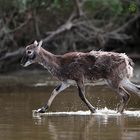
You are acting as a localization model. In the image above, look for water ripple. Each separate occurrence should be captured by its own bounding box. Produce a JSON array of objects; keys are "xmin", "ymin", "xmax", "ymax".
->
[{"xmin": 32, "ymin": 107, "xmax": 140, "ymax": 118}]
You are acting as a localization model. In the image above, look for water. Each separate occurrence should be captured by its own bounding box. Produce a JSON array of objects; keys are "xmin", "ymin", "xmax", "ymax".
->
[
  {"xmin": 0, "ymin": 71, "xmax": 140, "ymax": 140},
  {"xmin": 33, "ymin": 108, "xmax": 140, "ymax": 117}
]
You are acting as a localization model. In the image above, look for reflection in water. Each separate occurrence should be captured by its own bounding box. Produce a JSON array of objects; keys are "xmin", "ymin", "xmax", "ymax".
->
[
  {"xmin": 0, "ymin": 83, "xmax": 139, "ymax": 140},
  {"xmin": 33, "ymin": 109, "xmax": 140, "ymax": 140}
]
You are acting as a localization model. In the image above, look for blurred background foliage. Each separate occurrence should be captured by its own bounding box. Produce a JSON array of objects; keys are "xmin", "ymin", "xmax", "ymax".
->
[{"xmin": 0, "ymin": 0, "xmax": 140, "ymax": 72}]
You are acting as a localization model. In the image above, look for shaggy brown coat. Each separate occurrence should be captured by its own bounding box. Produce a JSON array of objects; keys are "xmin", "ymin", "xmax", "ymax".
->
[{"xmin": 21, "ymin": 41, "xmax": 139, "ymax": 113}]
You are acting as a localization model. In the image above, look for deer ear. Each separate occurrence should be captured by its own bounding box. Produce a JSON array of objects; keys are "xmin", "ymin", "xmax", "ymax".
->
[
  {"xmin": 38, "ymin": 40, "xmax": 43, "ymax": 49},
  {"xmin": 34, "ymin": 40, "xmax": 38, "ymax": 46}
]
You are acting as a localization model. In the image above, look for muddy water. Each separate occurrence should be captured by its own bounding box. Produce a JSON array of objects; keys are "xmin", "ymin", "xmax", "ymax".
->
[{"xmin": 0, "ymin": 71, "xmax": 140, "ymax": 140}]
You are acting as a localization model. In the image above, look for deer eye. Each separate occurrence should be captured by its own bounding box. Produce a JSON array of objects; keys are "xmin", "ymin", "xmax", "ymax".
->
[{"xmin": 27, "ymin": 50, "xmax": 33, "ymax": 55}]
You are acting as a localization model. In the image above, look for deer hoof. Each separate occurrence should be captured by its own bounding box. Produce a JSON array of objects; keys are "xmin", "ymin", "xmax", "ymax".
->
[
  {"xmin": 36, "ymin": 107, "xmax": 47, "ymax": 113},
  {"xmin": 117, "ymin": 103, "xmax": 125, "ymax": 114},
  {"xmin": 90, "ymin": 108, "xmax": 96, "ymax": 113}
]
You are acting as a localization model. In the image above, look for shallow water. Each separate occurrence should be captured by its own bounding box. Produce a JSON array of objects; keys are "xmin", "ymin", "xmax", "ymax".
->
[{"xmin": 0, "ymin": 71, "xmax": 140, "ymax": 140}]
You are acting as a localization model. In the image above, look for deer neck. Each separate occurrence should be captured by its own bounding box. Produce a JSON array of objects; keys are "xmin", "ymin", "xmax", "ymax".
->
[{"xmin": 38, "ymin": 48, "xmax": 59, "ymax": 75}]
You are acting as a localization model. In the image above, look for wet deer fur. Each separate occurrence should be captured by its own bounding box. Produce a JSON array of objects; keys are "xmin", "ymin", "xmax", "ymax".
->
[{"xmin": 21, "ymin": 40, "xmax": 140, "ymax": 113}]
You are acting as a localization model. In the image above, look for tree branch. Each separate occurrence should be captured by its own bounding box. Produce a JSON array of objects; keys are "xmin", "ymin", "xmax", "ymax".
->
[
  {"xmin": 0, "ymin": 48, "xmax": 25, "ymax": 61},
  {"xmin": 112, "ymin": 15, "xmax": 140, "ymax": 33},
  {"xmin": 8, "ymin": 13, "xmax": 32, "ymax": 34},
  {"xmin": 75, "ymin": 0, "xmax": 85, "ymax": 17}
]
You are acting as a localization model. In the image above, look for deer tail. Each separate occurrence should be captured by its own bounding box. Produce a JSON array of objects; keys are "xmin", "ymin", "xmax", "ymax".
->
[{"xmin": 121, "ymin": 78, "xmax": 140, "ymax": 97}]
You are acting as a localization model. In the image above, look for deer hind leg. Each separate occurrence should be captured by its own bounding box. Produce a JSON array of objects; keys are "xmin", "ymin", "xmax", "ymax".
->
[
  {"xmin": 117, "ymin": 87, "xmax": 130, "ymax": 113},
  {"xmin": 36, "ymin": 82, "xmax": 70, "ymax": 113},
  {"xmin": 77, "ymin": 81, "xmax": 96, "ymax": 113},
  {"xmin": 107, "ymin": 79, "xmax": 130, "ymax": 113}
]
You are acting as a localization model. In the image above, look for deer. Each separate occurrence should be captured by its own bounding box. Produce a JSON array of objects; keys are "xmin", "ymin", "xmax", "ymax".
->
[{"xmin": 21, "ymin": 40, "xmax": 140, "ymax": 114}]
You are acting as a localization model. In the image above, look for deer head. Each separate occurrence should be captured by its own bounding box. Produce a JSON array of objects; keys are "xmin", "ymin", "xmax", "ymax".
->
[{"xmin": 21, "ymin": 40, "xmax": 43, "ymax": 67}]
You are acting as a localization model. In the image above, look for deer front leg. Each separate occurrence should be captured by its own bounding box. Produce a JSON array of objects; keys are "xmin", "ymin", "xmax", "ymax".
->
[
  {"xmin": 77, "ymin": 81, "xmax": 96, "ymax": 113},
  {"xmin": 36, "ymin": 82, "xmax": 70, "ymax": 113}
]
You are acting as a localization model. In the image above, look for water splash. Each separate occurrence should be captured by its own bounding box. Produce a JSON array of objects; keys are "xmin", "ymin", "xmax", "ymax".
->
[{"xmin": 32, "ymin": 107, "xmax": 140, "ymax": 118}]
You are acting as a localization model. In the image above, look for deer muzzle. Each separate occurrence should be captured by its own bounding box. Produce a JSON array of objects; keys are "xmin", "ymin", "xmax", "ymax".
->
[{"xmin": 20, "ymin": 54, "xmax": 30, "ymax": 67}]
